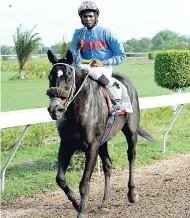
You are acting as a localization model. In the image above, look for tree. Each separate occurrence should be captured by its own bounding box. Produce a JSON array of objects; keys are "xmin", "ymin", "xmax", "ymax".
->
[
  {"xmin": 124, "ymin": 37, "xmax": 152, "ymax": 52},
  {"xmin": 138, "ymin": 37, "xmax": 152, "ymax": 52},
  {"xmin": 13, "ymin": 24, "xmax": 41, "ymax": 79},
  {"xmin": 123, "ymin": 43, "xmax": 133, "ymax": 52},
  {"xmin": 151, "ymin": 30, "xmax": 180, "ymax": 50},
  {"xmin": 50, "ymin": 45, "xmax": 59, "ymax": 54},
  {"xmin": 179, "ymin": 35, "xmax": 190, "ymax": 43},
  {"xmin": 1, "ymin": 45, "xmax": 14, "ymax": 55},
  {"xmin": 178, "ymin": 35, "xmax": 190, "ymax": 49},
  {"xmin": 124, "ymin": 38, "xmax": 139, "ymax": 52},
  {"xmin": 37, "ymin": 44, "xmax": 50, "ymax": 54},
  {"xmin": 56, "ymin": 36, "xmax": 71, "ymax": 58}
]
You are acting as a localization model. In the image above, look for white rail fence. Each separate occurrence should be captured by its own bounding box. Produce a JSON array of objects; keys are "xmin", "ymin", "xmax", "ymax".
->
[{"xmin": 1, "ymin": 92, "xmax": 190, "ymax": 193}]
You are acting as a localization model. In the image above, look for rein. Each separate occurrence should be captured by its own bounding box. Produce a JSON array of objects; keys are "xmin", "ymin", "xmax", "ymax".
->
[{"xmin": 52, "ymin": 62, "xmax": 92, "ymax": 111}]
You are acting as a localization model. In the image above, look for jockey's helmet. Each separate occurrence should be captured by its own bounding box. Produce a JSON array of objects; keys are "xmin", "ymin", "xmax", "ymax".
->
[{"xmin": 78, "ymin": 1, "xmax": 100, "ymax": 17}]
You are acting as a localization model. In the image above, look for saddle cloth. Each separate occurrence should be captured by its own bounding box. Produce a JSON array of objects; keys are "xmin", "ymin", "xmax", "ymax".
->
[{"xmin": 101, "ymin": 78, "xmax": 133, "ymax": 114}]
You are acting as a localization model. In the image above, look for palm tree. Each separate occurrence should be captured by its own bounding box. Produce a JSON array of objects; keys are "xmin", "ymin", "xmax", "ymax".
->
[
  {"xmin": 56, "ymin": 36, "xmax": 71, "ymax": 58},
  {"xmin": 13, "ymin": 25, "xmax": 41, "ymax": 79}
]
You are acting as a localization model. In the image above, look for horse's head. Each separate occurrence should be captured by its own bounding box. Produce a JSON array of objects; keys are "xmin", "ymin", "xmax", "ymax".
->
[{"xmin": 46, "ymin": 50, "xmax": 74, "ymax": 120}]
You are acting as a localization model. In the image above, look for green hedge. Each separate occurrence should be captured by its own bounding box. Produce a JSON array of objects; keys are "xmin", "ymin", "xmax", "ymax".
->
[
  {"xmin": 2, "ymin": 56, "xmax": 9, "ymax": 61},
  {"xmin": 1, "ymin": 62, "xmax": 19, "ymax": 72},
  {"xmin": 25, "ymin": 60, "xmax": 51, "ymax": 79},
  {"xmin": 1, "ymin": 60, "xmax": 52, "ymax": 79},
  {"xmin": 148, "ymin": 52, "xmax": 156, "ymax": 60},
  {"xmin": 154, "ymin": 50, "xmax": 190, "ymax": 90}
]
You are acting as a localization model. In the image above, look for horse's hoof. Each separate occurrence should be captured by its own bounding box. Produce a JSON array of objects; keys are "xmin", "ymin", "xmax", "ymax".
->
[
  {"xmin": 101, "ymin": 200, "xmax": 109, "ymax": 208},
  {"xmin": 128, "ymin": 190, "xmax": 139, "ymax": 203},
  {"xmin": 77, "ymin": 213, "xmax": 85, "ymax": 218},
  {"xmin": 72, "ymin": 201, "xmax": 80, "ymax": 212}
]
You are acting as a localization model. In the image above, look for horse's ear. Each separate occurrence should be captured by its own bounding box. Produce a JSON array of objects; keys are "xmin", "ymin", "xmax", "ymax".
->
[
  {"xmin": 65, "ymin": 50, "xmax": 73, "ymax": 65},
  {"xmin": 47, "ymin": 50, "xmax": 58, "ymax": 64}
]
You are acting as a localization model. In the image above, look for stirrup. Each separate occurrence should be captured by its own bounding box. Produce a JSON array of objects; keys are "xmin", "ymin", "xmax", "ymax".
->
[
  {"xmin": 111, "ymin": 99, "xmax": 122, "ymax": 106},
  {"xmin": 111, "ymin": 100, "xmax": 122, "ymax": 113}
]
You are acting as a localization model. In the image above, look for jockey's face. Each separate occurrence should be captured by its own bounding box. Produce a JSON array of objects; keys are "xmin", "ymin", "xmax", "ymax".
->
[{"xmin": 81, "ymin": 11, "xmax": 96, "ymax": 28}]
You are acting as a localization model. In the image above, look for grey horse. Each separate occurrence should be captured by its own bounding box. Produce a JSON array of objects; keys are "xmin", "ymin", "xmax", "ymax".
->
[{"xmin": 46, "ymin": 50, "xmax": 155, "ymax": 218}]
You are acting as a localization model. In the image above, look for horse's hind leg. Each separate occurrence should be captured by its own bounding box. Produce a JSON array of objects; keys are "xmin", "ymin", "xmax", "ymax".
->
[
  {"xmin": 99, "ymin": 142, "xmax": 112, "ymax": 207},
  {"xmin": 56, "ymin": 140, "xmax": 79, "ymax": 211},
  {"xmin": 122, "ymin": 126, "xmax": 139, "ymax": 203}
]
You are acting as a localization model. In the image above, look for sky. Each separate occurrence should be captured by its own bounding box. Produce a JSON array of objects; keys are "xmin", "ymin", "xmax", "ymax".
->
[{"xmin": 1, "ymin": 0, "xmax": 190, "ymax": 46}]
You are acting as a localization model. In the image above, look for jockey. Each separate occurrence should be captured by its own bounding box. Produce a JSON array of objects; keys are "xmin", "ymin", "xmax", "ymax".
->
[{"xmin": 70, "ymin": 1, "xmax": 126, "ymax": 110}]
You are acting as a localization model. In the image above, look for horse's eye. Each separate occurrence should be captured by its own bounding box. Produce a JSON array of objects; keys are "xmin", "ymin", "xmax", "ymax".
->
[{"xmin": 66, "ymin": 78, "xmax": 72, "ymax": 83}]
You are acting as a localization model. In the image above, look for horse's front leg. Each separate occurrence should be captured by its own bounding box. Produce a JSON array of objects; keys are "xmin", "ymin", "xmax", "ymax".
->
[
  {"xmin": 99, "ymin": 142, "xmax": 112, "ymax": 207},
  {"xmin": 56, "ymin": 140, "xmax": 80, "ymax": 211},
  {"xmin": 123, "ymin": 127, "xmax": 139, "ymax": 203},
  {"xmin": 77, "ymin": 145, "xmax": 99, "ymax": 218}
]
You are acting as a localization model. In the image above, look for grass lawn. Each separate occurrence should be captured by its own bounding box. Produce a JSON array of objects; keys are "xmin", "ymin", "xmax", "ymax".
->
[
  {"xmin": 1, "ymin": 72, "xmax": 49, "ymax": 111},
  {"xmin": 2, "ymin": 61, "xmax": 190, "ymax": 112},
  {"xmin": 1, "ymin": 60, "xmax": 190, "ymax": 200}
]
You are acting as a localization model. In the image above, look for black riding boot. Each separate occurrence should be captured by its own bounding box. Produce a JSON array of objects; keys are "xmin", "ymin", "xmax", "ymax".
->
[{"xmin": 97, "ymin": 74, "xmax": 122, "ymax": 111}]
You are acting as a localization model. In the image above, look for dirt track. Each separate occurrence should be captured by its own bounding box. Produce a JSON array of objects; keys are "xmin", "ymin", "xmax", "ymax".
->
[{"xmin": 2, "ymin": 154, "xmax": 190, "ymax": 218}]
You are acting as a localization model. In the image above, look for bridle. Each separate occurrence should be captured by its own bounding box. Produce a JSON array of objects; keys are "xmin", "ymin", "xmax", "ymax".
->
[{"xmin": 50, "ymin": 62, "xmax": 91, "ymax": 112}]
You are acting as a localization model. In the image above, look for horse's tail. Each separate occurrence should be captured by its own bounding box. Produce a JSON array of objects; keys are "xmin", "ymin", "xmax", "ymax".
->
[{"xmin": 137, "ymin": 128, "xmax": 156, "ymax": 142}]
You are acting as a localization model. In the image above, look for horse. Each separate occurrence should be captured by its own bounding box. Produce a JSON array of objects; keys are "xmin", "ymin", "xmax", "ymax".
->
[{"xmin": 46, "ymin": 49, "xmax": 155, "ymax": 218}]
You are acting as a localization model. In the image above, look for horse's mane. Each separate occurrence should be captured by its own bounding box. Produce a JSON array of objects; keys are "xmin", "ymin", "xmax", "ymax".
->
[
  {"xmin": 72, "ymin": 63, "xmax": 98, "ymax": 90},
  {"xmin": 72, "ymin": 63, "xmax": 89, "ymax": 79}
]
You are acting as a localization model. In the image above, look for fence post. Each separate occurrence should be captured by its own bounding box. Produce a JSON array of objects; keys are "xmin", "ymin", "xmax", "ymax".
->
[
  {"xmin": 1, "ymin": 125, "xmax": 30, "ymax": 193},
  {"xmin": 162, "ymin": 105, "xmax": 183, "ymax": 153}
]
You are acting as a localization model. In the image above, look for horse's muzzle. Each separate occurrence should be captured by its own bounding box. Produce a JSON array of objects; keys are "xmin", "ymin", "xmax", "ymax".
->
[{"xmin": 47, "ymin": 98, "xmax": 66, "ymax": 120}]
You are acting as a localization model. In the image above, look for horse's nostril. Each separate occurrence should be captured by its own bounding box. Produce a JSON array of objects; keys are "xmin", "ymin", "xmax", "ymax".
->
[{"xmin": 57, "ymin": 108, "xmax": 64, "ymax": 112}]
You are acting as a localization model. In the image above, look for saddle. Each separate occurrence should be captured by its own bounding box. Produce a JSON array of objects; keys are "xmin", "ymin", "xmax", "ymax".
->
[{"xmin": 101, "ymin": 79, "xmax": 133, "ymax": 115}]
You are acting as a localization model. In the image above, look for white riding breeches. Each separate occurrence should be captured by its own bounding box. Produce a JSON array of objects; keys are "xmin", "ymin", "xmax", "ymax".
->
[{"xmin": 79, "ymin": 64, "xmax": 114, "ymax": 82}]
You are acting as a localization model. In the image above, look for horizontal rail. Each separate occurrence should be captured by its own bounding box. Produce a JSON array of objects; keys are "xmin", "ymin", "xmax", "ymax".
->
[
  {"xmin": 1, "ymin": 93, "xmax": 190, "ymax": 129},
  {"xmin": 139, "ymin": 93, "xmax": 190, "ymax": 109}
]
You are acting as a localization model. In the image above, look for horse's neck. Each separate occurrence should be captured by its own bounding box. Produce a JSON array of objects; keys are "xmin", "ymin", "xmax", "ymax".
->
[
  {"xmin": 70, "ymin": 72, "xmax": 97, "ymax": 114},
  {"xmin": 65, "ymin": 70, "xmax": 107, "ymax": 130},
  {"xmin": 74, "ymin": 68, "xmax": 93, "ymax": 92}
]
